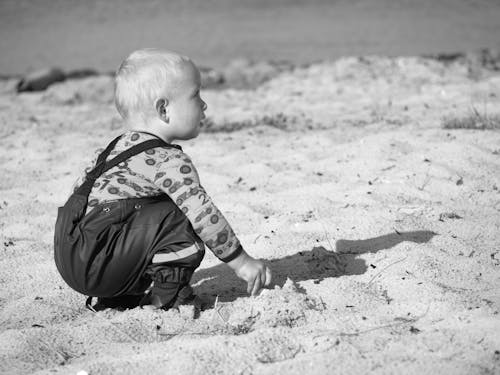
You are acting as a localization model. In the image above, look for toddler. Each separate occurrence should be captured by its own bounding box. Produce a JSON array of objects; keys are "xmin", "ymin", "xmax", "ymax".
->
[{"xmin": 54, "ymin": 49, "xmax": 272, "ymax": 310}]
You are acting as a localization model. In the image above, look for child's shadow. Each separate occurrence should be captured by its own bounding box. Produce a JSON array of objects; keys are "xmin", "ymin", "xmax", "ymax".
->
[{"xmin": 192, "ymin": 230, "xmax": 436, "ymax": 303}]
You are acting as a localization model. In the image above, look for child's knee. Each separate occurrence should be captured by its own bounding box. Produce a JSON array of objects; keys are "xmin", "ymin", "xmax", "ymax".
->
[{"xmin": 151, "ymin": 241, "xmax": 205, "ymax": 269}]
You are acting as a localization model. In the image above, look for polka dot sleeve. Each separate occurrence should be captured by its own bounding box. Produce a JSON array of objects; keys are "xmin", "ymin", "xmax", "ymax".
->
[{"xmin": 154, "ymin": 152, "xmax": 243, "ymax": 262}]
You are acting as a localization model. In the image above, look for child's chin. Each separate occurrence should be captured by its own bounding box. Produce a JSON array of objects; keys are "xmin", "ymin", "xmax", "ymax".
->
[{"xmin": 182, "ymin": 131, "xmax": 199, "ymax": 141}]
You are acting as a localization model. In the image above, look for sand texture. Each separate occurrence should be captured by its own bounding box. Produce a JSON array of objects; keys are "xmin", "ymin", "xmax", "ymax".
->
[{"xmin": 0, "ymin": 56, "xmax": 500, "ymax": 374}]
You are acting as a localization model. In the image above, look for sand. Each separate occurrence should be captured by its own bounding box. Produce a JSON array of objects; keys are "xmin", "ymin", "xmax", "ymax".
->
[{"xmin": 0, "ymin": 55, "xmax": 499, "ymax": 374}]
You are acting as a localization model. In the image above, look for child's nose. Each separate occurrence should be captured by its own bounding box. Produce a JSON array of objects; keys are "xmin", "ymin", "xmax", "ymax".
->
[{"xmin": 201, "ymin": 100, "xmax": 207, "ymax": 111}]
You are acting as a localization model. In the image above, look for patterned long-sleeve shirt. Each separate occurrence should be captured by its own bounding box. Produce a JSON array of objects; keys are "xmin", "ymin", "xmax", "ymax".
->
[{"xmin": 72, "ymin": 131, "xmax": 242, "ymax": 262}]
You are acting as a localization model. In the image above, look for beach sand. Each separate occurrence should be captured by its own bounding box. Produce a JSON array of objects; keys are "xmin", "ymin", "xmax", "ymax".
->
[{"xmin": 0, "ymin": 55, "xmax": 500, "ymax": 374}]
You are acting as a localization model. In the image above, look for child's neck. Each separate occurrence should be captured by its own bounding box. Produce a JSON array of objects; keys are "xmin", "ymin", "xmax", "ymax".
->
[{"xmin": 126, "ymin": 116, "xmax": 175, "ymax": 143}]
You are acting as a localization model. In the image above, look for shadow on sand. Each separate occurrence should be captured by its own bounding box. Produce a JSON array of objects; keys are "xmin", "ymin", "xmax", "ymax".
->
[{"xmin": 192, "ymin": 230, "xmax": 436, "ymax": 303}]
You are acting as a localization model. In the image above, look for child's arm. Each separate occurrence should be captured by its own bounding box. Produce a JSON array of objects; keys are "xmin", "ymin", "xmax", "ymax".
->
[
  {"xmin": 226, "ymin": 249, "xmax": 272, "ymax": 296},
  {"xmin": 154, "ymin": 153, "xmax": 238, "ymax": 257},
  {"xmin": 154, "ymin": 149, "xmax": 272, "ymax": 294}
]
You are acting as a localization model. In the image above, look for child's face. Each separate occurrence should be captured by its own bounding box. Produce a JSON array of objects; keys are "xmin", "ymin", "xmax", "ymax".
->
[{"xmin": 167, "ymin": 61, "xmax": 207, "ymax": 141}]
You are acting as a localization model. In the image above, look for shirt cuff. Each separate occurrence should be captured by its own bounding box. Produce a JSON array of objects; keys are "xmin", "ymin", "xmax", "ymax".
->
[{"xmin": 218, "ymin": 244, "xmax": 244, "ymax": 263}]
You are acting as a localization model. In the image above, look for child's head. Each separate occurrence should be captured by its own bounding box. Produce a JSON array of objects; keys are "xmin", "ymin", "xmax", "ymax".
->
[{"xmin": 115, "ymin": 48, "xmax": 207, "ymax": 141}]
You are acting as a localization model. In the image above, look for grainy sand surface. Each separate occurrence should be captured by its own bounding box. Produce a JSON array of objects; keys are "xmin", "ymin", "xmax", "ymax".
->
[{"xmin": 0, "ymin": 56, "xmax": 500, "ymax": 374}]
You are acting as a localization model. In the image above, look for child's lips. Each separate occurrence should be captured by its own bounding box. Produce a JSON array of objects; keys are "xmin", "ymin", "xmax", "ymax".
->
[{"xmin": 200, "ymin": 114, "xmax": 207, "ymax": 127}]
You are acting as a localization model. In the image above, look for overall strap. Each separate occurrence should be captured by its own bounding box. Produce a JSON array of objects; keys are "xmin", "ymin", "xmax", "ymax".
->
[
  {"xmin": 85, "ymin": 135, "xmax": 123, "ymax": 182},
  {"xmin": 76, "ymin": 137, "xmax": 171, "ymax": 197},
  {"xmin": 101, "ymin": 139, "xmax": 167, "ymax": 174}
]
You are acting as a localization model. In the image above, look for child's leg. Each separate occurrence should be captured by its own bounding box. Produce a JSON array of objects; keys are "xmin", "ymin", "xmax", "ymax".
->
[
  {"xmin": 92, "ymin": 196, "xmax": 205, "ymax": 311},
  {"xmin": 91, "ymin": 244, "xmax": 204, "ymax": 311},
  {"xmin": 132, "ymin": 198, "xmax": 206, "ymax": 309},
  {"xmin": 144, "ymin": 243, "xmax": 205, "ymax": 309}
]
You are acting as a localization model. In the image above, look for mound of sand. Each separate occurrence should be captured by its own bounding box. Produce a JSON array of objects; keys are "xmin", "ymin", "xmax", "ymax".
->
[{"xmin": 0, "ymin": 55, "xmax": 499, "ymax": 374}]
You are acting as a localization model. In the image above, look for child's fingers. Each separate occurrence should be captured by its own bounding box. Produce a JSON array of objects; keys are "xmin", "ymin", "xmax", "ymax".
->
[
  {"xmin": 251, "ymin": 277, "xmax": 262, "ymax": 296},
  {"xmin": 264, "ymin": 267, "xmax": 272, "ymax": 286},
  {"xmin": 246, "ymin": 279, "xmax": 254, "ymax": 294},
  {"xmin": 260, "ymin": 273, "xmax": 266, "ymax": 289},
  {"xmin": 247, "ymin": 275, "xmax": 258, "ymax": 295}
]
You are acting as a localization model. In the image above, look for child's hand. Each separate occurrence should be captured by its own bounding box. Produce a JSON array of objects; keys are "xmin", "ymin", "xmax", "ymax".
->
[{"xmin": 227, "ymin": 250, "xmax": 272, "ymax": 296}]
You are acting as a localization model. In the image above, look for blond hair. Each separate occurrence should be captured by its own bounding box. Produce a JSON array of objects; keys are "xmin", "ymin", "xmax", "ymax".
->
[{"xmin": 114, "ymin": 48, "xmax": 191, "ymax": 120}]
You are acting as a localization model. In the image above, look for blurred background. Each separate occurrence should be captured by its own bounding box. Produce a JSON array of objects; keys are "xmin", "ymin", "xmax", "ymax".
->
[{"xmin": 1, "ymin": 0, "xmax": 499, "ymax": 76}]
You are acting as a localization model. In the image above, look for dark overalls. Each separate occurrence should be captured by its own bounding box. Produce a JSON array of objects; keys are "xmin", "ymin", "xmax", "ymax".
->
[{"xmin": 54, "ymin": 135, "xmax": 205, "ymax": 310}]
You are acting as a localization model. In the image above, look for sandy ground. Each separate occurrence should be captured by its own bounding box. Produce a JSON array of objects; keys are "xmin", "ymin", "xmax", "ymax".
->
[{"xmin": 0, "ymin": 55, "xmax": 500, "ymax": 374}]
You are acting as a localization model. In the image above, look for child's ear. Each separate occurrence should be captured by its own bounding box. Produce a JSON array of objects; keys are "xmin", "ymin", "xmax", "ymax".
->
[{"xmin": 154, "ymin": 98, "xmax": 169, "ymax": 123}]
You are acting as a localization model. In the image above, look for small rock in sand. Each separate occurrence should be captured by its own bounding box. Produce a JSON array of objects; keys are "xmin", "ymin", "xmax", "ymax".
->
[{"xmin": 17, "ymin": 67, "xmax": 65, "ymax": 92}]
